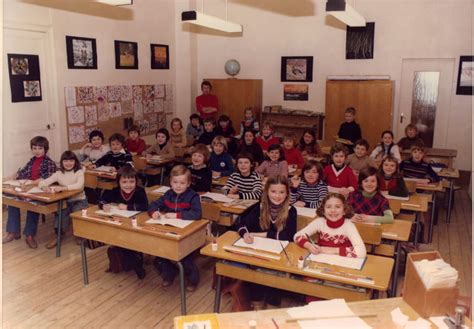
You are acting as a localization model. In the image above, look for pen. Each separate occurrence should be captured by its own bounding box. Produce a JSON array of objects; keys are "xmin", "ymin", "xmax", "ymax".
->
[{"xmin": 279, "ymin": 241, "xmax": 291, "ymax": 264}]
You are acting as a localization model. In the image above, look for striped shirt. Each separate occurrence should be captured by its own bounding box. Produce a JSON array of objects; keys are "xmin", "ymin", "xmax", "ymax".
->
[
  {"xmin": 290, "ymin": 180, "xmax": 328, "ymax": 209},
  {"xmin": 223, "ymin": 171, "xmax": 263, "ymax": 200}
]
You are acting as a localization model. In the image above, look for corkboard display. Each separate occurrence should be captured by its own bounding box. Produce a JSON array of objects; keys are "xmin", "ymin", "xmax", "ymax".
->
[{"xmin": 64, "ymin": 84, "xmax": 174, "ymax": 149}]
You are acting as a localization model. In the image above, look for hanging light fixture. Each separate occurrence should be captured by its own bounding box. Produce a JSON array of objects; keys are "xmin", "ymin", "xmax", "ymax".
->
[
  {"xmin": 326, "ymin": 0, "xmax": 366, "ymax": 27},
  {"xmin": 94, "ymin": 0, "xmax": 132, "ymax": 5},
  {"xmin": 182, "ymin": 0, "xmax": 242, "ymax": 33}
]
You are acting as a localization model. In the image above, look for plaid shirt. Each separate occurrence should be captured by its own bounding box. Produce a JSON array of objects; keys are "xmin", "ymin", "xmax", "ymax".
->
[
  {"xmin": 17, "ymin": 155, "xmax": 57, "ymax": 180},
  {"xmin": 348, "ymin": 191, "xmax": 389, "ymax": 216}
]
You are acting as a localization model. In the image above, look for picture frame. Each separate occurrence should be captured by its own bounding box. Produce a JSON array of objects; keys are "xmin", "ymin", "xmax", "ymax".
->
[
  {"xmin": 281, "ymin": 56, "xmax": 313, "ymax": 82},
  {"xmin": 66, "ymin": 35, "xmax": 97, "ymax": 69},
  {"xmin": 456, "ymin": 56, "xmax": 473, "ymax": 95},
  {"xmin": 284, "ymin": 84, "xmax": 308, "ymax": 101},
  {"xmin": 114, "ymin": 40, "xmax": 138, "ymax": 69},
  {"xmin": 150, "ymin": 44, "xmax": 170, "ymax": 69},
  {"xmin": 346, "ymin": 22, "xmax": 375, "ymax": 60},
  {"xmin": 7, "ymin": 53, "xmax": 42, "ymax": 102}
]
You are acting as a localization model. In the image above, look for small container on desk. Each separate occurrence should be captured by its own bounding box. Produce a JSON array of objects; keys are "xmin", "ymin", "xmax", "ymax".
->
[{"xmin": 402, "ymin": 251, "xmax": 459, "ymax": 318}]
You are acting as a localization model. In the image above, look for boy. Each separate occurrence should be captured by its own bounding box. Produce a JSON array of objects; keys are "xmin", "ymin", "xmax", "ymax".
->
[
  {"xmin": 186, "ymin": 113, "xmax": 204, "ymax": 142},
  {"xmin": 256, "ymin": 121, "xmax": 280, "ymax": 154},
  {"xmin": 337, "ymin": 107, "xmax": 362, "ymax": 152},
  {"xmin": 323, "ymin": 143, "xmax": 358, "ymax": 196},
  {"xmin": 148, "ymin": 165, "xmax": 202, "ymax": 291},
  {"xmin": 400, "ymin": 145, "xmax": 440, "ymax": 183},
  {"xmin": 3, "ymin": 136, "xmax": 57, "ymax": 248},
  {"xmin": 196, "ymin": 118, "xmax": 217, "ymax": 146},
  {"xmin": 282, "ymin": 132, "xmax": 304, "ymax": 169},
  {"xmin": 189, "ymin": 144, "xmax": 212, "ymax": 192},
  {"xmin": 345, "ymin": 139, "xmax": 377, "ymax": 176},
  {"xmin": 92, "ymin": 133, "xmax": 133, "ymax": 171},
  {"xmin": 78, "ymin": 129, "xmax": 110, "ymax": 163},
  {"xmin": 125, "ymin": 125, "xmax": 146, "ymax": 156},
  {"xmin": 397, "ymin": 124, "xmax": 424, "ymax": 151}
]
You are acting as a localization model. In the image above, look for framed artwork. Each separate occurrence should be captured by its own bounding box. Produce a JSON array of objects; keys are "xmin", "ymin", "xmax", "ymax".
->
[
  {"xmin": 456, "ymin": 56, "xmax": 473, "ymax": 95},
  {"xmin": 114, "ymin": 40, "xmax": 138, "ymax": 69},
  {"xmin": 281, "ymin": 56, "xmax": 313, "ymax": 82},
  {"xmin": 346, "ymin": 22, "xmax": 375, "ymax": 60},
  {"xmin": 150, "ymin": 44, "xmax": 170, "ymax": 69},
  {"xmin": 7, "ymin": 53, "xmax": 42, "ymax": 102},
  {"xmin": 66, "ymin": 35, "xmax": 97, "ymax": 69},
  {"xmin": 284, "ymin": 84, "xmax": 308, "ymax": 101}
]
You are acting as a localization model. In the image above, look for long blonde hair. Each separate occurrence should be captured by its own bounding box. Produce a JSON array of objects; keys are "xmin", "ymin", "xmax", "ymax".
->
[{"xmin": 260, "ymin": 175, "xmax": 290, "ymax": 232}]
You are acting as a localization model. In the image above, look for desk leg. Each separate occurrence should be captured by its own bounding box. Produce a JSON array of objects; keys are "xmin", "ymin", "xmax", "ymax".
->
[
  {"xmin": 414, "ymin": 213, "xmax": 420, "ymax": 247},
  {"xmin": 214, "ymin": 274, "xmax": 222, "ymax": 313},
  {"xmin": 428, "ymin": 193, "xmax": 436, "ymax": 243},
  {"xmin": 80, "ymin": 240, "xmax": 89, "ymax": 285},
  {"xmin": 160, "ymin": 167, "xmax": 165, "ymax": 185},
  {"xmin": 372, "ymin": 290, "xmax": 379, "ymax": 299},
  {"xmin": 56, "ymin": 199, "xmax": 63, "ymax": 257},
  {"xmin": 390, "ymin": 241, "xmax": 401, "ymax": 297},
  {"xmin": 446, "ymin": 179, "xmax": 454, "ymax": 223},
  {"xmin": 177, "ymin": 261, "xmax": 186, "ymax": 315}
]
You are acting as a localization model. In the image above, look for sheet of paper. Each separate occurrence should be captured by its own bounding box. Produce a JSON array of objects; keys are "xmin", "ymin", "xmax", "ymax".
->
[
  {"xmin": 201, "ymin": 192, "xmax": 234, "ymax": 203},
  {"xmin": 3, "ymin": 180, "xmax": 33, "ymax": 187},
  {"xmin": 152, "ymin": 186, "xmax": 170, "ymax": 193},
  {"xmin": 298, "ymin": 316, "xmax": 371, "ymax": 329},
  {"xmin": 26, "ymin": 187, "xmax": 44, "ymax": 194},
  {"xmin": 93, "ymin": 166, "xmax": 115, "ymax": 173},
  {"xmin": 95, "ymin": 206, "xmax": 140, "ymax": 218},
  {"xmin": 295, "ymin": 206, "xmax": 317, "ymax": 218},
  {"xmin": 308, "ymin": 253, "xmax": 366, "ymax": 270},
  {"xmin": 380, "ymin": 191, "xmax": 410, "ymax": 201},
  {"xmin": 233, "ymin": 236, "xmax": 288, "ymax": 254},
  {"xmin": 145, "ymin": 217, "xmax": 193, "ymax": 229}
]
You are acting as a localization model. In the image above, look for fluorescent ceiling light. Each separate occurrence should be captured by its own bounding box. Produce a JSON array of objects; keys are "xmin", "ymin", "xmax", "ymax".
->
[
  {"xmin": 326, "ymin": 0, "xmax": 366, "ymax": 27},
  {"xmin": 95, "ymin": 0, "xmax": 133, "ymax": 5},
  {"xmin": 182, "ymin": 10, "xmax": 242, "ymax": 33}
]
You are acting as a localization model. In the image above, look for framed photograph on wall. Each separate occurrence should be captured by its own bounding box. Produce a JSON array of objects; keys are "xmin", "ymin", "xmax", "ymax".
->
[
  {"xmin": 114, "ymin": 40, "xmax": 138, "ymax": 69},
  {"xmin": 281, "ymin": 56, "xmax": 313, "ymax": 82},
  {"xmin": 284, "ymin": 84, "xmax": 309, "ymax": 101},
  {"xmin": 66, "ymin": 36, "xmax": 97, "ymax": 69},
  {"xmin": 150, "ymin": 44, "xmax": 170, "ymax": 69},
  {"xmin": 7, "ymin": 53, "xmax": 42, "ymax": 102},
  {"xmin": 456, "ymin": 56, "xmax": 473, "ymax": 95}
]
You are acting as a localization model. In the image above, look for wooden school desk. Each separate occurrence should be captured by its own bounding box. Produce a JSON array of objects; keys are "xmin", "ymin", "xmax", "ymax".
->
[
  {"xmin": 401, "ymin": 148, "xmax": 457, "ymax": 169},
  {"xmin": 84, "ymin": 169, "xmax": 117, "ymax": 190},
  {"xmin": 144, "ymin": 157, "xmax": 175, "ymax": 184},
  {"xmin": 202, "ymin": 231, "xmax": 394, "ymax": 312},
  {"xmin": 438, "ymin": 168, "xmax": 460, "ymax": 224},
  {"xmin": 2, "ymin": 184, "xmax": 81, "ymax": 257},
  {"xmin": 71, "ymin": 206, "xmax": 208, "ymax": 315}
]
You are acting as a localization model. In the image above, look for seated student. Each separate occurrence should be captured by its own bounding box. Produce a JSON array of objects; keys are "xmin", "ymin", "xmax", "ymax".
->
[
  {"xmin": 148, "ymin": 165, "xmax": 201, "ymax": 291},
  {"xmin": 237, "ymin": 129, "xmax": 264, "ymax": 165},
  {"xmin": 39, "ymin": 151, "xmax": 88, "ymax": 249},
  {"xmin": 400, "ymin": 144, "xmax": 440, "ymax": 183},
  {"xmin": 237, "ymin": 176, "xmax": 297, "ymax": 309},
  {"xmin": 215, "ymin": 115, "xmax": 237, "ymax": 155},
  {"xmin": 294, "ymin": 193, "xmax": 366, "ymax": 259},
  {"xmin": 282, "ymin": 132, "xmax": 304, "ymax": 170},
  {"xmin": 196, "ymin": 118, "xmax": 217, "ymax": 146},
  {"xmin": 143, "ymin": 128, "xmax": 175, "ymax": 160},
  {"xmin": 290, "ymin": 160, "xmax": 328, "ymax": 209},
  {"xmin": 256, "ymin": 121, "xmax": 280, "ymax": 155},
  {"xmin": 345, "ymin": 139, "xmax": 377, "ymax": 177},
  {"xmin": 379, "ymin": 155, "xmax": 409, "ymax": 197},
  {"xmin": 223, "ymin": 152, "xmax": 263, "ymax": 200},
  {"xmin": 347, "ymin": 167, "xmax": 394, "ymax": 224},
  {"xmin": 189, "ymin": 144, "xmax": 212, "ymax": 192},
  {"xmin": 3, "ymin": 136, "xmax": 57, "ymax": 248},
  {"xmin": 78, "ymin": 129, "xmax": 110, "ymax": 163},
  {"xmin": 370, "ymin": 130, "xmax": 402, "ymax": 163},
  {"xmin": 186, "ymin": 113, "xmax": 204, "ymax": 142},
  {"xmin": 236, "ymin": 107, "xmax": 259, "ymax": 139},
  {"xmin": 125, "ymin": 125, "xmax": 146, "ymax": 156},
  {"xmin": 397, "ymin": 124, "xmax": 424, "ymax": 151},
  {"xmin": 100, "ymin": 165, "xmax": 148, "ymax": 279},
  {"xmin": 170, "ymin": 118, "xmax": 188, "ymax": 149},
  {"xmin": 91, "ymin": 133, "xmax": 133, "ymax": 171},
  {"xmin": 337, "ymin": 107, "xmax": 362, "ymax": 153},
  {"xmin": 298, "ymin": 129, "xmax": 322, "ymax": 157},
  {"xmin": 323, "ymin": 143, "xmax": 358, "ymax": 197},
  {"xmin": 209, "ymin": 136, "xmax": 235, "ymax": 179},
  {"xmin": 257, "ymin": 144, "xmax": 288, "ymax": 179}
]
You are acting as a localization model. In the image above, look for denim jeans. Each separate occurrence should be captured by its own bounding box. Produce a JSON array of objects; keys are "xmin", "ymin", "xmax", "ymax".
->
[
  {"xmin": 55, "ymin": 199, "xmax": 88, "ymax": 231},
  {"xmin": 6, "ymin": 206, "xmax": 40, "ymax": 237}
]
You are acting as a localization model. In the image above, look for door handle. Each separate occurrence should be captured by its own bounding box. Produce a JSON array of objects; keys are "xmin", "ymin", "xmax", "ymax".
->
[{"xmin": 400, "ymin": 113, "xmax": 404, "ymax": 124}]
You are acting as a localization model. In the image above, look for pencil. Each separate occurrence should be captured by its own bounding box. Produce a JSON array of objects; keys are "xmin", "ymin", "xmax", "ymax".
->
[
  {"xmin": 286, "ymin": 313, "xmax": 377, "ymax": 322},
  {"xmin": 279, "ymin": 241, "xmax": 291, "ymax": 264}
]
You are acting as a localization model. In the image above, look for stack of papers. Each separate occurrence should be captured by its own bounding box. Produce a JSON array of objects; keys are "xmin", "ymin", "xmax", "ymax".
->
[
  {"xmin": 95, "ymin": 206, "xmax": 140, "ymax": 218},
  {"xmin": 295, "ymin": 206, "xmax": 317, "ymax": 218},
  {"xmin": 152, "ymin": 186, "xmax": 170, "ymax": 193},
  {"xmin": 201, "ymin": 192, "xmax": 234, "ymax": 203},
  {"xmin": 391, "ymin": 308, "xmax": 432, "ymax": 329},
  {"xmin": 3, "ymin": 180, "xmax": 33, "ymax": 187},
  {"xmin": 233, "ymin": 237, "xmax": 288, "ymax": 254},
  {"xmin": 145, "ymin": 217, "xmax": 193, "ymax": 229},
  {"xmin": 414, "ymin": 259, "xmax": 459, "ymax": 289},
  {"xmin": 308, "ymin": 253, "xmax": 366, "ymax": 270}
]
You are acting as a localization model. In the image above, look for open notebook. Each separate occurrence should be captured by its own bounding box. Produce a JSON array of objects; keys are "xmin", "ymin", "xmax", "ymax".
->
[
  {"xmin": 3, "ymin": 180, "xmax": 34, "ymax": 187},
  {"xmin": 93, "ymin": 166, "xmax": 115, "ymax": 173},
  {"xmin": 233, "ymin": 236, "xmax": 288, "ymax": 254},
  {"xmin": 308, "ymin": 253, "xmax": 366, "ymax": 270},
  {"xmin": 295, "ymin": 206, "xmax": 317, "ymax": 218},
  {"xmin": 201, "ymin": 192, "xmax": 234, "ymax": 203},
  {"xmin": 152, "ymin": 186, "xmax": 170, "ymax": 194},
  {"xmin": 95, "ymin": 206, "xmax": 140, "ymax": 218},
  {"xmin": 145, "ymin": 217, "xmax": 193, "ymax": 229}
]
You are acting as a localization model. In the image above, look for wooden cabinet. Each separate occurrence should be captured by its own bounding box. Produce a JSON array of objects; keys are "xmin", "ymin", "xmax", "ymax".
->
[
  {"xmin": 261, "ymin": 108, "xmax": 325, "ymax": 140},
  {"xmin": 205, "ymin": 79, "xmax": 263, "ymax": 135},
  {"xmin": 325, "ymin": 80, "xmax": 394, "ymax": 151}
]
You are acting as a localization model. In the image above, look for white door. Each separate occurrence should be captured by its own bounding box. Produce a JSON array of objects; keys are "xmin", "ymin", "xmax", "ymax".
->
[
  {"xmin": 3, "ymin": 27, "xmax": 56, "ymax": 176},
  {"xmin": 397, "ymin": 59, "xmax": 455, "ymax": 148}
]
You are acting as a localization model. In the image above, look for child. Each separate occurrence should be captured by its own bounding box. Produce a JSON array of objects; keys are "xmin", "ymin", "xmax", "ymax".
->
[
  {"xmin": 290, "ymin": 160, "xmax": 328, "ymax": 209},
  {"xmin": 337, "ymin": 107, "xmax": 362, "ymax": 151},
  {"xmin": 148, "ymin": 165, "xmax": 202, "ymax": 290},
  {"xmin": 92, "ymin": 133, "xmax": 133, "ymax": 171},
  {"xmin": 298, "ymin": 129, "xmax": 322, "ymax": 157},
  {"xmin": 237, "ymin": 175, "xmax": 297, "ymax": 308},
  {"xmin": 236, "ymin": 108, "xmax": 259, "ymax": 139},
  {"xmin": 282, "ymin": 132, "xmax": 304, "ymax": 169},
  {"xmin": 186, "ymin": 113, "xmax": 203, "ymax": 141},
  {"xmin": 237, "ymin": 129, "xmax": 264, "ymax": 165},
  {"xmin": 125, "ymin": 125, "xmax": 146, "ymax": 156},
  {"xmin": 379, "ymin": 156, "xmax": 409, "ymax": 197},
  {"xmin": 347, "ymin": 167, "xmax": 394, "ymax": 224},
  {"xmin": 78, "ymin": 130, "xmax": 110, "ymax": 163},
  {"xmin": 370, "ymin": 130, "xmax": 402, "ymax": 163},
  {"xmin": 397, "ymin": 124, "xmax": 424, "ymax": 151},
  {"xmin": 224, "ymin": 152, "xmax": 263, "ymax": 200},
  {"xmin": 170, "ymin": 118, "xmax": 187, "ymax": 149},
  {"xmin": 209, "ymin": 136, "xmax": 235, "ymax": 179},
  {"xmin": 215, "ymin": 115, "xmax": 237, "ymax": 155},
  {"xmin": 189, "ymin": 144, "xmax": 212, "ymax": 192},
  {"xmin": 196, "ymin": 118, "xmax": 217, "ymax": 146},
  {"xmin": 143, "ymin": 128, "xmax": 175, "ymax": 159},
  {"xmin": 257, "ymin": 143, "xmax": 288, "ymax": 179},
  {"xmin": 256, "ymin": 121, "xmax": 280, "ymax": 154},
  {"xmin": 400, "ymin": 145, "xmax": 440, "ymax": 183},
  {"xmin": 345, "ymin": 139, "xmax": 376, "ymax": 176},
  {"xmin": 3, "ymin": 136, "xmax": 57, "ymax": 248},
  {"xmin": 294, "ymin": 193, "xmax": 366, "ymax": 259},
  {"xmin": 323, "ymin": 143, "xmax": 358, "ymax": 196},
  {"xmin": 39, "ymin": 151, "xmax": 88, "ymax": 249}
]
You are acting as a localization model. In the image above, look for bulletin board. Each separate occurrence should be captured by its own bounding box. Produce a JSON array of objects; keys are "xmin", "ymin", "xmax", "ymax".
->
[{"xmin": 64, "ymin": 84, "xmax": 174, "ymax": 150}]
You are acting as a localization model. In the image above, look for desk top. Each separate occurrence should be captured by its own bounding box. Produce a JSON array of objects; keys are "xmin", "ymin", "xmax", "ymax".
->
[
  {"xmin": 355, "ymin": 219, "xmax": 412, "ymax": 242},
  {"xmin": 388, "ymin": 193, "xmax": 429, "ymax": 213},
  {"xmin": 438, "ymin": 168, "xmax": 460, "ymax": 179},
  {"xmin": 212, "ymin": 176, "xmax": 228, "ymax": 187},
  {"xmin": 85, "ymin": 169, "xmax": 117, "ymax": 180},
  {"xmin": 401, "ymin": 148, "xmax": 457, "ymax": 157},
  {"xmin": 404, "ymin": 179, "xmax": 444, "ymax": 193},
  {"xmin": 2, "ymin": 185, "xmax": 81, "ymax": 203}
]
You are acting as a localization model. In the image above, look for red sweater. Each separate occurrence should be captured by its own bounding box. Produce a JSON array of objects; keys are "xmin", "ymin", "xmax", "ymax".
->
[
  {"xmin": 125, "ymin": 138, "xmax": 146, "ymax": 155},
  {"xmin": 283, "ymin": 147, "xmax": 304, "ymax": 169},
  {"xmin": 256, "ymin": 135, "xmax": 280, "ymax": 151},
  {"xmin": 196, "ymin": 94, "xmax": 219, "ymax": 119},
  {"xmin": 323, "ymin": 164, "xmax": 358, "ymax": 191}
]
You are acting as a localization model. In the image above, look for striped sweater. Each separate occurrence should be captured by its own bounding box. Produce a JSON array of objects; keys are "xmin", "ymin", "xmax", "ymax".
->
[
  {"xmin": 223, "ymin": 171, "xmax": 263, "ymax": 200},
  {"xmin": 290, "ymin": 180, "xmax": 328, "ymax": 209},
  {"xmin": 400, "ymin": 158, "xmax": 440, "ymax": 182}
]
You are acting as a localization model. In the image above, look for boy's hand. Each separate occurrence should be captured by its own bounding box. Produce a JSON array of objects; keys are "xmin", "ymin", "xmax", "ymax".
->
[
  {"xmin": 291, "ymin": 175, "xmax": 301, "ymax": 188},
  {"xmin": 212, "ymin": 171, "xmax": 221, "ymax": 179},
  {"xmin": 243, "ymin": 233, "xmax": 254, "ymax": 244},
  {"xmin": 151, "ymin": 211, "xmax": 161, "ymax": 219},
  {"xmin": 164, "ymin": 213, "xmax": 177, "ymax": 219},
  {"xmin": 117, "ymin": 203, "xmax": 128, "ymax": 210},
  {"xmin": 228, "ymin": 194, "xmax": 239, "ymax": 200}
]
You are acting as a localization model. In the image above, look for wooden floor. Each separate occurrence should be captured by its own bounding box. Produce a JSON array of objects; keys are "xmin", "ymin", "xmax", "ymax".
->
[{"xmin": 2, "ymin": 189, "xmax": 471, "ymax": 328}]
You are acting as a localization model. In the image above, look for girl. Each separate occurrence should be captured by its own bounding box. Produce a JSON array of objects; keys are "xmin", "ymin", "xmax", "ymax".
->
[
  {"xmin": 92, "ymin": 133, "xmax": 133, "ymax": 171},
  {"xmin": 39, "ymin": 151, "xmax": 88, "ymax": 249},
  {"xmin": 143, "ymin": 128, "xmax": 175, "ymax": 159},
  {"xmin": 323, "ymin": 143, "xmax": 358, "ymax": 196},
  {"xmin": 125, "ymin": 125, "xmax": 146, "ymax": 156},
  {"xmin": 294, "ymin": 193, "xmax": 366, "ymax": 259},
  {"xmin": 397, "ymin": 124, "xmax": 424, "ymax": 151},
  {"xmin": 186, "ymin": 114, "xmax": 203, "ymax": 141},
  {"xmin": 257, "ymin": 143, "xmax": 288, "ymax": 179},
  {"xmin": 347, "ymin": 167, "xmax": 394, "ymax": 224},
  {"xmin": 189, "ymin": 144, "xmax": 212, "ymax": 192},
  {"xmin": 224, "ymin": 152, "xmax": 263, "ymax": 200},
  {"xmin": 256, "ymin": 121, "xmax": 280, "ymax": 154},
  {"xmin": 196, "ymin": 118, "xmax": 217, "ymax": 146},
  {"xmin": 379, "ymin": 155, "xmax": 409, "ymax": 197},
  {"xmin": 237, "ymin": 129, "xmax": 264, "ymax": 165},
  {"xmin": 298, "ymin": 129, "xmax": 322, "ymax": 157},
  {"xmin": 370, "ymin": 130, "xmax": 402, "ymax": 163},
  {"xmin": 282, "ymin": 132, "xmax": 304, "ymax": 169},
  {"xmin": 215, "ymin": 115, "xmax": 237, "ymax": 155},
  {"xmin": 169, "ymin": 118, "xmax": 187, "ymax": 149},
  {"xmin": 237, "ymin": 175, "xmax": 297, "ymax": 308},
  {"xmin": 209, "ymin": 136, "xmax": 235, "ymax": 178},
  {"xmin": 236, "ymin": 108, "xmax": 259, "ymax": 139},
  {"xmin": 78, "ymin": 130, "xmax": 110, "ymax": 163},
  {"xmin": 290, "ymin": 160, "xmax": 328, "ymax": 209}
]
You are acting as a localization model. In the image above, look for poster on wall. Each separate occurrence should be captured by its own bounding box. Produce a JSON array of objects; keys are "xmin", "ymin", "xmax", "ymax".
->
[
  {"xmin": 283, "ymin": 84, "xmax": 308, "ymax": 101},
  {"xmin": 7, "ymin": 54, "xmax": 42, "ymax": 102}
]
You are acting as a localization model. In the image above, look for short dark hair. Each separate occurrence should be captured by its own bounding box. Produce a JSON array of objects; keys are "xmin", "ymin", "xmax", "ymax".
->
[
  {"xmin": 156, "ymin": 128, "xmax": 170, "ymax": 142},
  {"xmin": 330, "ymin": 143, "xmax": 348, "ymax": 156},
  {"xmin": 201, "ymin": 81, "xmax": 212, "ymax": 90},
  {"xmin": 302, "ymin": 160, "xmax": 324, "ymax": 182},
  {"xmin": 358, "ymin": 167, "xmax": 380, "ymax": 192},
  {"xmin": 203, "ymin": 118, "xmax": 216, "ymax": 125},
  {"xmin": 235, "ymin": 151, "xmax": 255, "ymax": 171},
  {"xmin": 193, "ymin": 143, "xmax": 210, "ymax": 163},
  {"xmin": 190, "ymin": 113, "xmax": 201, "ymax": 121},
  {"xmin": 266, "ymin": 144, "xmax": 285, "ymax": 161},
  {"xmin": 89, "ymin": 130, "xmax": 105, "ymax": 143},
  {"xmin": 59, "ymin": 150, "xmax": 81, "ymax": 173},
  {"xmin": 109, "ymin": 133, "xmax": 125, "ymax": 146},
  {"xmin": 354, "ymin": 139, "xmax": 369, "ymax": 150},
  {"xmin": 345, "ymin": 107, "xmax": 356, "ymax": 115},
  {"xmin": 116, "ymin": 165, "xmax": 138, "ymax": 183},
  {"xmin": 30, "ymin": 136, "xmax": 49, "ymax": 153},
  {"xmin": 218, "ymin": 114, "xmax": 231, "ymax": 123},
  {"xmin": 128, "ymin": 125, "xmax": 140, "ymax": 135}
]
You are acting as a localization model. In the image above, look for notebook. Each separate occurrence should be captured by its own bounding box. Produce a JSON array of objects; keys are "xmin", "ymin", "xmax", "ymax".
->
[
  {"xmin": 201, "ymin": 192, "xmax": 234, "ymax": 203},
  {"xmin": 233, "ymin": 236, "xmax": 288, "ymax": 254},
  {"xmin": 95, "ymin": 206, "xmax": 140, "ymax": 218},
  {"xmin": 26, "ymin": 187, "xmax": 44, "ymax": 194},
  {"xmin": 295, "ymin": 206, "xmax": 317, "ymax": 218},
  {"xmin": 93, "ymin": 166, "xmax": 115, "ymax": 173},
  {"xmin": 152, "ymin": 186, "xmax": 170, "ymax": 193},
  {"xmin": 3, "ymin": 180, "xmax": 33, "ymax": 187},
  {"xmin": 145, "ymin": 217, "xmax": 193, "ymax": 229},
  {"xmin": 308, "ymin": 253, "xmax": 366, "ymax": 270}
]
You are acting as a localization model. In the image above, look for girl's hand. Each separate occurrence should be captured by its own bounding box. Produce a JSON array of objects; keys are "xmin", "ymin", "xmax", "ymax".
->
[
  {"xmin": 229, "ymin": 186, "xmax": 239, "ymax": 194},
  {"xmin": 243, "ymin": 233, "xmax": 254, "ymax": 244},
  {"xmin": 41, "ymin": 186, "xmax": 52, "ymax": 193},
  {"xmin": 103, "ymin": 204, "xmax": 112, "ymax": 212},
  {"xmin": 117, "ymin": 203, "xmax": 128, "ymax": 210},
  {"xmin": 50, "ymin": 186, "xmax": 65, "ymax": 193},
  {"xmin": 294, "ymin": 201, "xmax": 305, "ymax": 207},
  {"xmin": 228, "ymin": 194, "xmax": 239, "ymax": 200},
  {"xmin": 291, "ymin": 175, "xmax": 301, "ymax": 188},
  {"xmin": 82, "ymin": 143, "xmax": 92, "ymax": 150},
  {"xmin": 340, "ymin": 187, "xmax": 350, "ymax": 196},
  {"xmin": 304, "ymin": 242, "xmax": 321, "ymax": 255},
  {"xmin": 152, "ymin": 211, "xmax": 161, "ymax": 219},
  {"xmin": 31, "ymin": 179, "xmax": 41, "ymax": 185},
  {"xmin": 212, "ymin": 171, "xmax": 221, "ymax": 178},
  {"xmin": 351, "ymin": 214, "xmax": 365, "ymax": 222},
  {"xmin": 320, "ymin": 246, "xmax": 339, "ymax": 255},
  {"xmin": 164, "ymin": 212, "xmax": 177, "ymax": 219}
]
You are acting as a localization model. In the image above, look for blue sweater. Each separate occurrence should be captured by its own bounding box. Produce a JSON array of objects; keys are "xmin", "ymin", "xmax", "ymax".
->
[
  {"xmin": 148, "ymin": 188, "xmax": 201, "ymax": 220},
  {"xmin": 209, "ymin": 152, "xmax": 235, "ymax": 176}
]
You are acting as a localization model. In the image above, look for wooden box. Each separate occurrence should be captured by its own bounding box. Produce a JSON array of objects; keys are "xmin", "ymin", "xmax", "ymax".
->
[{"xmin": 403, "ymin": 251, "xmax": 459, "ymax": 318}]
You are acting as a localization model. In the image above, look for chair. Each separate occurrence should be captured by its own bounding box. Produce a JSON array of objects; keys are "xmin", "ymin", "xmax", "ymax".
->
[
  {"xmin": 84, "ymin": 172, "xmax": 98, "ymax": 189},
  {"xmin": 353, "ymin": 222, "xmax": 383, "ymax": 254},
  {"xmin": 202, "ymin": 202, "xmax": 222, "ymax": 243}
]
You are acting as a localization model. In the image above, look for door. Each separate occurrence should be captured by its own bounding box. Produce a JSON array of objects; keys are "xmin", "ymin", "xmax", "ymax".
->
[{"xmin": 3, "ymin": 27, "xmax": 56, "ymax": 176}]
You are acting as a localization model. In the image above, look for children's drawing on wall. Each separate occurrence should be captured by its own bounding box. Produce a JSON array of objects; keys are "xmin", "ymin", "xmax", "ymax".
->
[
  {"xmin": 11, "ymin": 57, "xmax": 29, "ymax": 75},
  {"xmin": 109, "ymin": 102, "xmax": 122, "ymax": 118},
  {"xmin": 23, "ymin": 81, "xmax": 41, "ymax": 98},
  {"xmin": 121, "ymin": 85, "xmax": 132, "ymax": 101},
  {"xmin": 107, "ymin": 85, "xmax": 121, "ymax": 102},
  {"xmin": 65, "ymin": 86, "xmax": 77, "ymax": 107},
  {"xmin": 77, "ymin": 86, "xmax": 94, "ymax": 104},
  {"xmin": 68, "ymin": 126, "xmax": 86, "ymax": 144},
  {"xmin": 133, "ymin": 85, "xmax": 143, "ymax": 103},
  {"xmin": 67, "ymin": 106, "xmax": 85, "ymax": 124},
  {"xmin": 138, "ymin": 119, "xmax": 150, "ymax": 135},
  {"xmin": 155, "ymin": 98, "xmax": 164, "ymax": 112},
  {"xmin": 94, "ymin": 86, "xmax": 107, "ymax": 102},
  {"xmin": 164, "ymin": 99, "xmax": 173, "ymax": 113},
  {"xmin": 143, "ymin": 100, "xmax": 155, "ymax": 113},
  {"xmin": 165, "ymin": 84, "xmax": 173, "ymax": 100},
  {"xmin": 84, "ymin": 105, "xmax": 98, "ymax": 126},
  {"xmin": 122, "ymin": 100, "xmax": 133, "ymax": 114},
  {"xmin": 97, "ymin": 100, "xmax": 109, "ymax": 122},
  {"xmin": 143, "ymin": 85, "xmax": 155, "ymax": 101},
  {"xmin": 155, "ymin": 84, "xmax": 165, "ymax": 98},
  {"xmin": 133, "ymin": 102, "xmax": 143, "ymax": 120},
  {"xmin": 346, "ymin": 22, "xmax": 375, "ymax": 60},
  {"xmin": 283, "ymin": 84, "xmax": 309, "ymax": 101}
]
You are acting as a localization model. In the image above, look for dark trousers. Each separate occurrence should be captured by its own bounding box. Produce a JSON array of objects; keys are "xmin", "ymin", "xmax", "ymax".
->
[
  {"xmin": 247, "ymin": 283, "xmax": 282, "ymax": 306},
  {"xmin": 155, "ymin": 254, "xmax": 199, "ymax": 285}
]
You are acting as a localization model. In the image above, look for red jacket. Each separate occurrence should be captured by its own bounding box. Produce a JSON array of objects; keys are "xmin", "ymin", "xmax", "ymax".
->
[
  {"xmin": 323, "ymin": 165, "xmax": 358, "ymax": 191},
  {"xmin": 256, "ymin": 135, "xmax": 280, "ymax": 151},
  {"xmin": 283, "ymin": 147, "xmax": 304, "ymax": 169}
]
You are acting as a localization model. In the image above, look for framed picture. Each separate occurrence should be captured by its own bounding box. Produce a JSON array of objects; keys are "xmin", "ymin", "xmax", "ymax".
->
[
  {"xmin": 456, "ymin": 56, "xmax": 473, "ymax": 95},
  {"xmin": 346, "ymin": 22, "xmax": 375, "ymax": 60},
  {"xmin": 7, "ymin": 53, "xmax": 42, "ymax": 102},
  {"xmin": 114, "ymin": 40, "xmax": 138, "ymax": 69},
  {"xmin": 284, "ymin": 84, "xmax": 308, "ymax": 101},
  {"xmin": 281, "ymin": 56, "xmax": 313, "ymax": 82},
  {"xmin": 66, "ymin": 36, "xmax": 97, "ymax": 69},
  {"xmin": 150, "ymin": 44, "xmax": 169, "ymax": 69}
]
